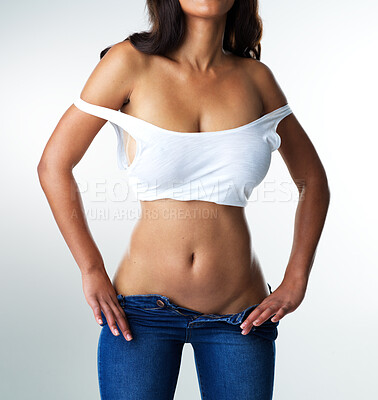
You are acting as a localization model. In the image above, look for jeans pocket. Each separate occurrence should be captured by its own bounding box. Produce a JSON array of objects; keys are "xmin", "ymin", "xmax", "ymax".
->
[{"xmin": 252, "ymin": 318, "xmax": 279, "ymax": 341}]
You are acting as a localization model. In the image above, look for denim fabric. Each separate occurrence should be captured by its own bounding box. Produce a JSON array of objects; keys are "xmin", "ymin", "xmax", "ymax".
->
[{"xmin": 98, "ymin": 282, "xmax": 279, "ymax": 400}]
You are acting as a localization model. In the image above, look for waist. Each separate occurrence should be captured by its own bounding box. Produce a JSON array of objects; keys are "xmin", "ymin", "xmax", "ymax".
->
[
  {"xmin": 113, "ymin": 254, "xmax": 268, "ymax": 314},
  {"xmin": 133, "ymin": 198, "xmax": 249, "ymax": 247},
  {"xmin": 112, "ymin": 199, "xmax": 270, "ymax": 314}
]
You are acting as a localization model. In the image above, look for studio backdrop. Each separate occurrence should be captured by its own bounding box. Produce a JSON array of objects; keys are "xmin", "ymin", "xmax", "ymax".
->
[{"xmin": 1, "ymin": 1, "xmax": 377, "ymax": 399}]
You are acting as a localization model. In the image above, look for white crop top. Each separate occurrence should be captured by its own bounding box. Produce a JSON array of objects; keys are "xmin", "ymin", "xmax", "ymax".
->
[{"xmin": 73, "ymin": 96, "xmax": 293, "ymax": 207}]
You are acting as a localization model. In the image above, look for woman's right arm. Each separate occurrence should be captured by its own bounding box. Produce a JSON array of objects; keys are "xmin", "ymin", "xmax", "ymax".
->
[{"xmin": 37, "ymin": 41, "xmax": 142, "ymax": 341}]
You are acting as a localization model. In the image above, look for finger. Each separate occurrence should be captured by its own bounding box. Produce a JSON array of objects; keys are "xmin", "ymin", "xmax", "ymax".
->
[
  {"xmin": 240, "ymin": 304, "xmax": 278, "ymax": 335},
  {"xmin": 251, "ymin": 305, "xmax": 278, "ymax": 326},
  {"xmin": 271, "ymin": 305, "xmax": 290, "ymax": 322},
  {"xmin": 101, "ymin": 302, "xmax": 120, "ymax": 336},
  {"xmin": 115, "ymin": 303, "xmax": 127, "ymax": 319},
  {"xmin": 109, "ymin": 301, "xmax": 133, "ymax": 341},
  {"xmin": 239, "ymin": 304, "xmax": 269, "ymax": 330},
  {"xmin": 88, "ymin": 298, "xmax": 104, "ymax": 325}
]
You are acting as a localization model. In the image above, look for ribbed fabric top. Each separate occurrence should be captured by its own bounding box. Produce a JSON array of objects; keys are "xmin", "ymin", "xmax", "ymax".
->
[{"xmin": 73, "ymin": 96, "xmax": 292, "ymax": 207}]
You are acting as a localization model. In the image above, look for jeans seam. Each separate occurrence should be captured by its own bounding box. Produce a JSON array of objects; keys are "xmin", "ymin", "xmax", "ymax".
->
[
  {"xmin": 97, "ymin": 329, "xmax": 103, "ymax": 398},
  {"xmin": 185, "ymin": 325, "xmax": 191, "ymax": 343},
  {"xmin": 172, "ymin": 308, "xmax": 191, "ymax": 316},
  {"xmin": 141, "ymin": 306, "xmax": 191, "ymax": 316},
  {"xmin": 194, "ymin": 349, "xmax": 207, "ymax": 400}
]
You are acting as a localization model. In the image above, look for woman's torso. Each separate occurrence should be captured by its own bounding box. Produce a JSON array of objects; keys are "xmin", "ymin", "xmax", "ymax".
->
[{"xmin": 112, "ymin": 46, "xmax": 271, "ymax": 314}]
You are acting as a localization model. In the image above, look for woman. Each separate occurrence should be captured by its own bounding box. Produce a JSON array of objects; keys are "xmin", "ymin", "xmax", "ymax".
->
[{"xmin": 38, "ymin": 0, "xmax": 330, "ymax": 399}]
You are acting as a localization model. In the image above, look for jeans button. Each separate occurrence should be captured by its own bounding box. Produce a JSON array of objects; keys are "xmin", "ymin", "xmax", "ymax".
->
[{"xmin": 156, "ymin": 299, "xmax": 165, "ymax": 307}]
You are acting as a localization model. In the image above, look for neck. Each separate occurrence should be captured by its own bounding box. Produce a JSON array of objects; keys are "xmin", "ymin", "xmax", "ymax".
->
[{"xmin": 168, "ymin": 14, "xmax": 228, "ymax": 72}]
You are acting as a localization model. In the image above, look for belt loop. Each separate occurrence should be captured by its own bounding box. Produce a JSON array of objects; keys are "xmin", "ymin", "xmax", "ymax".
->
[{"xmin": 117, "ymin": 294, "xmax": 125, "ymax": 308}]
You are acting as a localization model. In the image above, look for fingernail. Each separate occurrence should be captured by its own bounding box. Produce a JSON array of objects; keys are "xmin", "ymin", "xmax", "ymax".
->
[
  {"xmin": 241, "ymin": 330, "xmax": 247, "ymax": 335},
  {"xmin": 240, "ymin": 323, "xmax": 246, "ymax": 329},
  {"xmin": 113, "ymin": 329, "xmax": 119, "ymax": 335},
  {"xmin": 98, "ymin": 318, "xmax": 103, "ymax": 324},
  {"xmin": 126, "ymin": 334, "xmax": 133, "ymax": 341},
  {"xmin": 253, "ymin": 320, "xmax": 260, "ymax": 326}
]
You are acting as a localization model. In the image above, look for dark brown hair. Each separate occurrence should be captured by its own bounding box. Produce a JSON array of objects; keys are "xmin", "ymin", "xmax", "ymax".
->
[{"xmin": 100, "ymin": 0, "xmax": 263, "ymax": 60}]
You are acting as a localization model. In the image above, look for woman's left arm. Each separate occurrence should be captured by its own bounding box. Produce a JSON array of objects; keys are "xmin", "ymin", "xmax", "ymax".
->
[{"xmin": 240, "ymin": 63, "xmax": 331, "ymax": 333}]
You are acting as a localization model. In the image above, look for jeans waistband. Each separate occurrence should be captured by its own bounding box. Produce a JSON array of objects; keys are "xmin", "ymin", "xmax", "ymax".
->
[{"xmin": 116, "ymin": 282, "xmax": 275, "ymax": 327}]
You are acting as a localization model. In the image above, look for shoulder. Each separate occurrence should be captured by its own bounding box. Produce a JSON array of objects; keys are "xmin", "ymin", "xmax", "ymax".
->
[
  {"xmin": 241, "ymin": 58, "xmax": 289, "ymax": 113},
  {"xmin": 99, "ymin": 39, "xmax": 149, "ymax": 79},
  {"xmin": 104, "ymin": 40, "xmax": 148, "ymax": 64},
  {"xmin": 79, "ymin": 40, "xmax": 149, "ymax": 109}
]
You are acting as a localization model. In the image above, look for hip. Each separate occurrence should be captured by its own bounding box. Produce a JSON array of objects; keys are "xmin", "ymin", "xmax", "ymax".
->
[{"xmin": 100, "ymin": 286, "xmax": 279, "ymax": 343}]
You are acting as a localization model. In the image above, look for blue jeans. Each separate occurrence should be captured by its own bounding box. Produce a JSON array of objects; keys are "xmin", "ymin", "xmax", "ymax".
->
[{"xmin": 98, "ymin": 283, "xmax": 279, "ymax": 400}]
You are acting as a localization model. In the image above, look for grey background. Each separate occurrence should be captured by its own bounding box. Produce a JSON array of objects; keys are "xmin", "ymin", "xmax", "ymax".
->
[{"xmin": 1, "ymin": 0, "xmax": 377, "ymax": 399}]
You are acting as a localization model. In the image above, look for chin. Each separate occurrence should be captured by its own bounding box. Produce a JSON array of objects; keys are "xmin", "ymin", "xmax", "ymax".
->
[{"xmin": 179, "ymin": 0, "xmax": 235, "ymax": 19}]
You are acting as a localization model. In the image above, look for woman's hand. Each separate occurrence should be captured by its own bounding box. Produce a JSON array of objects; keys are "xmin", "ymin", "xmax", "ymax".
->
[
  {"xmin": 81, "ymin": 267, "xmax": 133, "ymax": 341},
  {"xmin": 239, "ymin": 278, "xmax": 307, "ymax": 335}
]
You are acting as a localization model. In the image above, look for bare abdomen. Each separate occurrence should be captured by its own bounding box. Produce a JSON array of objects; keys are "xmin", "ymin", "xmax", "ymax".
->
[{"xmin": 112, "ymin": 200, "xmax": 270, "ymax": 314}]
